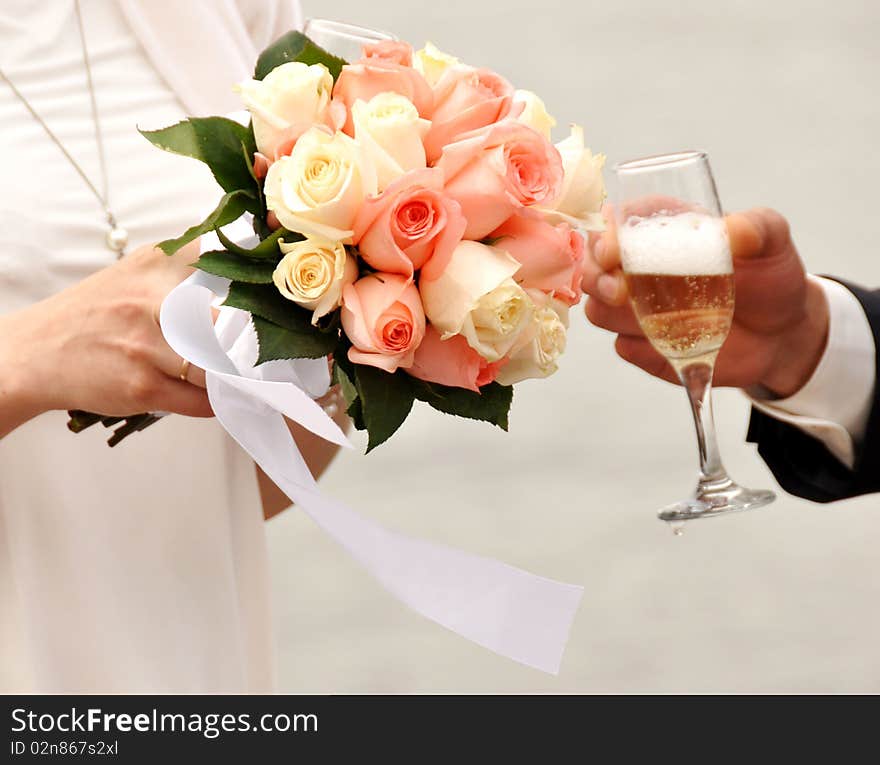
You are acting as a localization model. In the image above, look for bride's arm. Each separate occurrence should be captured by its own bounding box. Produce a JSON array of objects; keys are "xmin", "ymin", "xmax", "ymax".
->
[
  {"xmin": 258, "ymin": 407, "xmax": 351, "ymax": 520},
  {"xmin": 0, "ymin": 317, "xmax": 44, "ymax": 437}
]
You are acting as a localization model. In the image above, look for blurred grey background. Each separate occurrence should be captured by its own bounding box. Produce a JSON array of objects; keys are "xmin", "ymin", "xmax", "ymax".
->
[{"xmin": 266, "ymin": 0, "xmax": 880, "ymax": 692}]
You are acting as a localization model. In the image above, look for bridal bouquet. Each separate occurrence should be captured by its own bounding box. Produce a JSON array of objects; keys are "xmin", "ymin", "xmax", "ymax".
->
[
  {"xmin": 67, "ymin": 27, "xmax": 603, "ymax": 674},
  {"xmin": 104, "ymin": 31, "xmax": 604, "ymax": 450}
]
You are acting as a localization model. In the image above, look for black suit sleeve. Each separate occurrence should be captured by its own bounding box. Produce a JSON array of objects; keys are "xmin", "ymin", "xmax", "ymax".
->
[{"xmin": 747, "ymin": 279, "xmax": 880, "ymax": 503}]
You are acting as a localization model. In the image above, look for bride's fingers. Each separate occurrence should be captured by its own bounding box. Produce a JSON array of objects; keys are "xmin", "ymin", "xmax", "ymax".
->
[
  {"xmin": 182, "ymin": 361, "xmax": 207, "ymax": 388},
  {"xmin": 172, "ymin": 239, "xmax": 203, "ymax": 266},
  {"xmin": 614, "ymin": 335, "xmax": 678, "ymax": 384},
  {"xmin": 162, "ymin": 239, "xmax": 202, "ymax": 270},
  {"xmin": 152, "ymin": 377, "xmax": 213, "ymax": 417},
  {"xmin": 148, "ymin": 295, "xmax": 214, "ymax": 388},
  {"xmin": 151, "ymin": 336, "xmax": 208, "ymax": 388},
  {"xmin": 143, "ymin": 241, "xmax": 201, "ymax": 298}
]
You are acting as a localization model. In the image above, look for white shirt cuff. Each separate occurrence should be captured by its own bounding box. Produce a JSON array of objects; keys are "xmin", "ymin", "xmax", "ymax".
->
[{"xmin": 747, "ymin": 276, "xmax": 875, "ymax": 469}]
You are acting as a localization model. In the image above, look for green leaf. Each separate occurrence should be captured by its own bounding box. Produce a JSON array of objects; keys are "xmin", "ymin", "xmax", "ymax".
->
[
  {"xmin": 330, "ymin": 345, "xmax": 367, "ymax": 430},
  {"xmin": 346, "ymin": 396, "xmax": 366, "ymax": 432},
  {"xmin": 157, "ymin": 190, "xmax": 253, "ymax": 255},
  {"xmin": 139, "ymin": 120, "xmax": 199, "ymax": 158},
  {"xmin": 352, "ymin": 366, "xmax": 416, "ymax": 452},
  {"xmin": 411, "ymin": 379, "xmax": 513, "ymax": 431},
  {"xmin": 331, "ymin": 358, "xmax": 358, "ymax": 410},
  {"xmin": 255, "ymin": 30, "xmax": 347, "ymax": 81},
  {"xmin": 216, "ymin": 226, "xmax": 301, "ymax": 260},
  {"xmin": 224, "ymin": 281, "xmax": 339, "ymax": 359},
  {"xmin": 141, "ymin": 117, "xmax": 258, "ymax": 199},
  {"xmin": 251, "ymin": 315, "xmax": 336, "ymax": 363},
  {"xmin": 194, "ymin": 251, "xmax": 276, "ymax": 283},
  {"xmin": 224, "ymin": 281, "xmax": 313, "ymax": 332}
]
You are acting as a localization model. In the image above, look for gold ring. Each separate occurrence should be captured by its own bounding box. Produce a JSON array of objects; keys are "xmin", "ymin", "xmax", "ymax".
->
[{"xmin": 178, "ymin": 358, "xmax": 191, "ymax": 382}]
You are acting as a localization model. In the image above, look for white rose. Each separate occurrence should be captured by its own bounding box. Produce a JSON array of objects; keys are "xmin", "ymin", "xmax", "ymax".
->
[
  {"xmin": 537, "ymin": 124, "xmax": 606, "ymax": 231},
  {"xmin": 351, "ymin": 92, "xmax": 430, "ymax": 192},
  {"xmin": 272, "ymin": 237, "xmax": 357, "ymax": 324},
  {"xmin": 264, "ymin": 127, "xmax": 378, "ymax": 243},
  {"xmin": 514, "ymin": 89, "xmax": 556, "ymax": 140},
  {"xmin": 420, "ymin": 240, "xmax": 534, "ymax": 362},
  {"xmin": 413, "ymin": 42, "xmax": 460, "ymax": 87},
  {"xmin": 237, "ymin": 62, "xmax": 333, "ymax": 158},
  {"xmin": 495, "ymin": 291, "xmax": 569, "ymax": 385}
]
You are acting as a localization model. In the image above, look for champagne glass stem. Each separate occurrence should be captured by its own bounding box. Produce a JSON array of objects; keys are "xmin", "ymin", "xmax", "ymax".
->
[{"xmin": 678, "ymin": 361, "xmax": 726, "ymax": 484}]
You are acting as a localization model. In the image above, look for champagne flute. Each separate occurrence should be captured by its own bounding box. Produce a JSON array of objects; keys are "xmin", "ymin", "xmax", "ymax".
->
[
  {"xmin": 614, "ymin": 151, "xmax": 775, "ymax": 523},
  {"xmin": 303, "ymin": 18, "xmax": 396, "ymax": 61}
]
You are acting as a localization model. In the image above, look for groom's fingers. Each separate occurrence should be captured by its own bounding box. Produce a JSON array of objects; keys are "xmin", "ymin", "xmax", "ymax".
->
[
  {"xmin": 583, "ymin": 208, "xmax": 621, "ymax": 273},
  {"xmin": 582, "ymin": 254, "xmax": 628, "ymax": 306},
  {"xmin": 614, "ymin": 336, "xmax": 678, "ymax": 385},
  {"xmin": 725, "ymin": 208, "xmax": 792, "ymax": 261},
  {"xmin": 582, "ymin": 208, "xmax": 629, "ymax": 307},
  {"xmin": 584, "ymin": 296, "xmax": 641, "ymax": 336}
]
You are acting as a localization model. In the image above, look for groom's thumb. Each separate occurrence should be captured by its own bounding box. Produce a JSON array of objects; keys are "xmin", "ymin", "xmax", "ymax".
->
[{"xmin": 725, "ymin": 208, "xmax": 793, "ymax": 262}]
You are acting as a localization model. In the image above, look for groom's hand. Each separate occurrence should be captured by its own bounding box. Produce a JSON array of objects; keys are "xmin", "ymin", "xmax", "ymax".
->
[{"xmin": 582, "ymin": 207, "xmax": 830, "ymax": 397}]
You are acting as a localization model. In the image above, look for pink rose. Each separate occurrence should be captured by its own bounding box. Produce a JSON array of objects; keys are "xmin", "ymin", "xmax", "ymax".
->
[
  {"xmin": 407, "ymin": 325, "xmax": 505, "ymax": 392},
  {"xmin": 251, "ymin": 100, "xmax": 346, "ymax": 178},
  {"xmin": 333, "ymin": 60, "xmax": 432, "ymax": 136},
  {"xmin": 353, "ymin": 168, "xmax": 466, "ymax": 279},
  {"xmin": 436, "ymin": 121, "xmax": 564, "ymax": 240},
  {"xmin": 341, "ymin": 274, "xmax": 426, "ymax": 372},
  {"xmin": 491, "ymin": 211, "xmax": 586, "ymax": 305},
  {"xmin": 362, "ymin": 40, "xmax": 413, "ymax": 67},
  {"xmin": 423, "ymin": 66, "xmax": 518, "ymax": 162}
]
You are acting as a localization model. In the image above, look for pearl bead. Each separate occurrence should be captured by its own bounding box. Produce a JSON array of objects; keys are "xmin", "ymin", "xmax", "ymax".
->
[{"xmin": 106, "ymin": 224, "xmax": 129, "ymax": 254}]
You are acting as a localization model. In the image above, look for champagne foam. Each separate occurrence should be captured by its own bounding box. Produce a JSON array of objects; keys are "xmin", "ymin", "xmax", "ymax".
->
[{"xmin": 618, "ymin": 212, "xmax": 732, "ymax": 275}]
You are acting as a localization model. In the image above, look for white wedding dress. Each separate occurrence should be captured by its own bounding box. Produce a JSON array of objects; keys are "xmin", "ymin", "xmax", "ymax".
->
[{"xmin": 0, "ymin": 0, "xmax": 301, "ymax": 692}]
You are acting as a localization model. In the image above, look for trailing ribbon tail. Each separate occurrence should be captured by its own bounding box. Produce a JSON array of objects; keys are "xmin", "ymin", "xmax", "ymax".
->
[{"xmin": 161, "ymin": 272, "xmax": 584, "ymax": 674}]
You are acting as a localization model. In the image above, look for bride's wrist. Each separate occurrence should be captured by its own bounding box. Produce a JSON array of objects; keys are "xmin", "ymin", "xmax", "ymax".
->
[{"xmin": 0, "ymin": 311, "xmax": 52, "ymax": 427}]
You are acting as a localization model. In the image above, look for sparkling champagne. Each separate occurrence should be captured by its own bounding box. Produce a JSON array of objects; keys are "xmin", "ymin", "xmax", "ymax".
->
[
  {"xmin": 619, "ymin": 212, "xmax": 734, "ymax": 364},
  {"xmin": 625, "ymin": 272, "xmax": 734, "ymax": 361}
]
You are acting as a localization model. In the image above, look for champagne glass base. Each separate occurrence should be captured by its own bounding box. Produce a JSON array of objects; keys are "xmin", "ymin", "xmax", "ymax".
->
[{"xmin": 657, "ymin": 478, "xmax": 776, "ymax": 523}]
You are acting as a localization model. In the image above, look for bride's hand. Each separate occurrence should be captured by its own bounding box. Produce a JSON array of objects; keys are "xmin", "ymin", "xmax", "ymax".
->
[{"xmin": 0, "ymin": 242, "xmax": 212, "ymax": 438}]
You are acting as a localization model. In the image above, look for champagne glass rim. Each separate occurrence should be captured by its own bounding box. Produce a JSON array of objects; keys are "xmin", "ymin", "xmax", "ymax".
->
[
  {"xmin": 304, "ymin": 18, "xmax": 396, "ymax": 43},
  {"xmin": 614, "ymin": 150, "xmax": 708, "ymax": 173}
]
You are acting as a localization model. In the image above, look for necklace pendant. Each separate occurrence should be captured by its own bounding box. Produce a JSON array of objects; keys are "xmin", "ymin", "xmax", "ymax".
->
[{"xmin": 106, "ymin": 223, "xmax": 128, "ymax": 255}]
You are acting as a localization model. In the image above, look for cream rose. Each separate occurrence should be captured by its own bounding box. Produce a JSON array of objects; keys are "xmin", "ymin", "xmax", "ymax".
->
[
  {"xmin": 413, "ymin": 42, "xmax": 460, "ymax": 87},
  {"xmin": 536, "ymin": 124, "xmax": 606, "ymax": 230},
  {"xmin": 496, "ymin": 291, "xmax": 569, "ymax": 385},
  {"xmin": 264, "ymin": 127, "xmax": 378, "ymax": 243},
  {"xmin": 420, "ymin": 240, "xmax": 534, "ymax": 362},
  {"xmin": 514, "ymin": 89, "xmax": 556, "ymax": 140},
  {"xmin": 351, "ymin": 92, "xmax": 430, "ymax": 192},
  {"xmin": 237, "ymin": 62, "xmax": 334, "ymax": 158},
  {"xmin": 272, "ymin": 237, "xmax": 357, "ymax": 324}
]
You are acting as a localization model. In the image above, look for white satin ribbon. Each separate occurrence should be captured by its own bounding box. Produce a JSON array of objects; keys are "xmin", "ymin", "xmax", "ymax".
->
[{"xmin": 160, "ymin": 271, "xmax": 584, "ymax": 674}]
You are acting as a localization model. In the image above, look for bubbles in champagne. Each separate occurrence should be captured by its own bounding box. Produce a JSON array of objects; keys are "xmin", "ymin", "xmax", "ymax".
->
[{"xmin": 618, "ymin": 212, "xmax": 732, "ymax": 275}]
